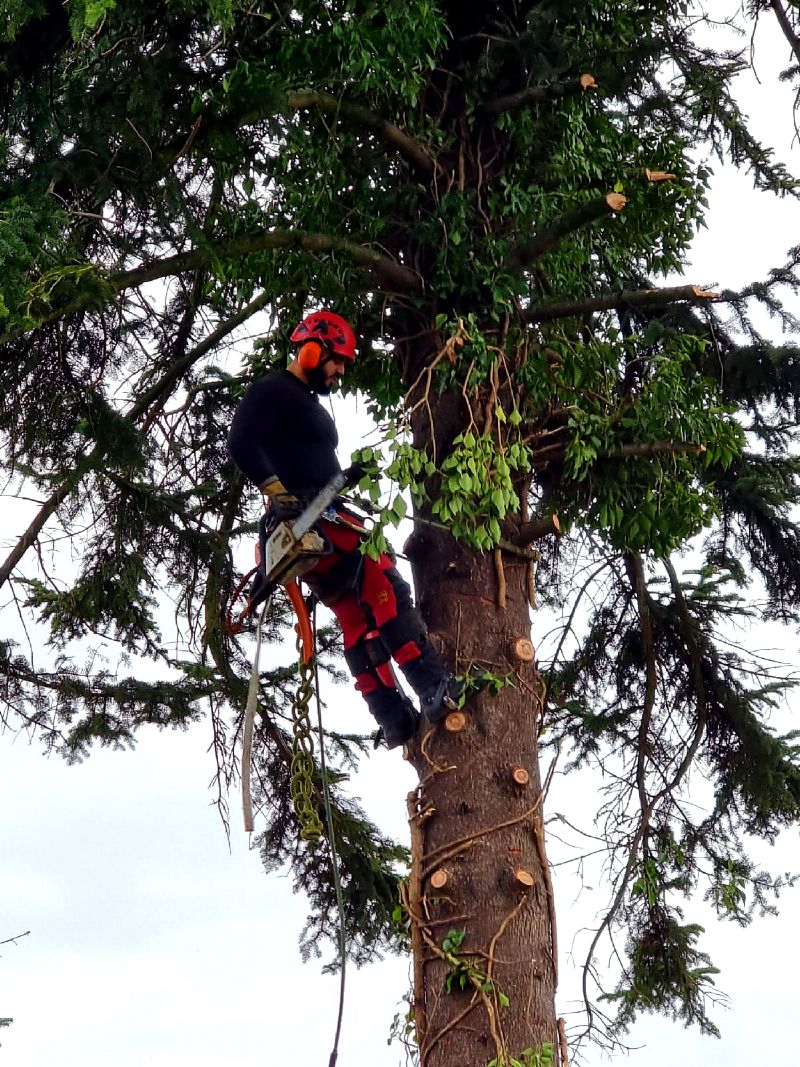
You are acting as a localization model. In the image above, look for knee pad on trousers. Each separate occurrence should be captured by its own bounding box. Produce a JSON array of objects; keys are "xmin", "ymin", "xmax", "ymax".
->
[
  {"xmin": 378, "ymin": 608, "xmax": 427, "ymax": 655},
  {"xmin": 344, "ymin": 633, "xmax": 391, "ymax": 678}
]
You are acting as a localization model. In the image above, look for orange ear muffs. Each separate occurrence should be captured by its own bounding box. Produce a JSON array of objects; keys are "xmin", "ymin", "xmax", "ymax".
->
[{"xmin": 298, "ymin": 341, "xmax": 323, "ymax": 370}]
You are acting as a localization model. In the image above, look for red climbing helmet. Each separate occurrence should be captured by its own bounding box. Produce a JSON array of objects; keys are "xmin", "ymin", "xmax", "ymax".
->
[{"xmin": 290, "ymin": 310, "xmax": 357, "ymax": 361}]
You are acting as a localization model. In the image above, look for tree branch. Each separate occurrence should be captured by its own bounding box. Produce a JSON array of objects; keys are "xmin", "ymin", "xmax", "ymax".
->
[
  {"xmin": 128, "ymin": 289, "xmax": 272, "ymax": 423},
  {"xmin": 483, "ymin": 73, "xmax": 597, "ymax": 116},
  {"xmin": 515, "ymin": 513, "xmax": 562, "ymax": 547},
  {"xmin": 655, "ymin": 558, "xmax": 708, "ymax": 803},
  {"xmin": 507, "ymin": 193, "xmax": 626, "ymax": 270},
  {"xmin": 769, "ymin": 0, "xmax": 800, "ymax": 67},
  {"xmin": 282, "ymin": 91, "xmax": 437, "ymax": 177},
  {"xmin": 0, "ymin": 295, "xmax": 274, "ymax": 590},
  {"xmin": 114, "ymin": 229, "xmax": 421, "ymax": 295},
  {"xmin": 525, "ymin": 284, "xmax": 720, "ymax": 324},
  {"xmin": 0, "ymin": 463, "xmax": 93, "ymax": 591},
  {"xmin": 600, "ymin": 441, "xmax": 707, "ymax": 461},
  {"xmin": 0, "ymin": 230, "xmax": 421, "ymax": 345}
]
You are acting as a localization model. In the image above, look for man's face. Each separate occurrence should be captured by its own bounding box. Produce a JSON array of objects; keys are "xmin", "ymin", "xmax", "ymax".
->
[
  {"xmin": 308, "ymin": 352, "xmax": 347, "ymax": 395},
  {"xmin": 323, "ymin": 355, "xmax": 347, "ymax": 390}
]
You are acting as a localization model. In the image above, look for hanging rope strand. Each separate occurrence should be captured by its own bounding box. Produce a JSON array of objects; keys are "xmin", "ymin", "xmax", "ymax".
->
[
  {"xmin": 242, "ymin": 594, "xmax": 273, "ymax": 832},
  {"xmin": 311, "ymin": 599, "xmax": 348, "ymax": 1067}
]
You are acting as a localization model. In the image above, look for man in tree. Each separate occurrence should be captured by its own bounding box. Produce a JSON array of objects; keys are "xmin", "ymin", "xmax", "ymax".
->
[
  {"xmin": 7, "ymin": 2, "xmax": 800, "ymax": 1061},
  {"xmin": 228, "ymin": 309, "xmax": 463, "ymax": 748}
]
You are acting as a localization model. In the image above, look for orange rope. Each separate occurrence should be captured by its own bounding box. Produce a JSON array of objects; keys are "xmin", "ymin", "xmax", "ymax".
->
[{"xmin": 285, "ymin": 579, "xmax": 314, "ymax": 664}]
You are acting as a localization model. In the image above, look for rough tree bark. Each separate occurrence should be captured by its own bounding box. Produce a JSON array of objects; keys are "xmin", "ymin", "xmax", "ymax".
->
[
  {"xmin": 406, "ymin": 510, "xmax": 556, "ymax": 1066},
  {"xmin": 399, "ymin": 372, "xmax": 558, "ymax": 1067}
]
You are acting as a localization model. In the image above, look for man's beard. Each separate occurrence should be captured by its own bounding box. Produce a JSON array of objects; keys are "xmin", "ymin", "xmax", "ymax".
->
[{"xmin": 306, "ymin": 364, "xmax": 332, "ymax": 395}]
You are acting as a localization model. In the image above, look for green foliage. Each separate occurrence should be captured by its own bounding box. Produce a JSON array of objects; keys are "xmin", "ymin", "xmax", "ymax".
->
[
  {"xmin": 390, "ymin": 890, "xmax": 412, "ymax": 954},
  {"xmin": 70, "ymin": 0, "xmax": 118, "ymax": 33},
  {"xmin": 0, "ymin": 1, "xmax": 48, "ymax": 43},
  {"xmin": 441, "ymin": 928, "xmax": 509, "ymax": 1006},
  {"xmin": 543, "ymin": 328, "xmax": 743, "ymax": 554},
  {"xmin": 487, "ymin": 1044, "xmax": 554, "ymax": 1067},
  {"xmin": 603, "ymin": 909, "xmax": 722, "ymax": 1038}
]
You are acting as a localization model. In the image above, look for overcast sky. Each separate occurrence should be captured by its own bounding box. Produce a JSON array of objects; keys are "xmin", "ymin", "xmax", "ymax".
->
[{"xmin": 4, "ymin": 9, "xmax": 800, "ymax": 1067}]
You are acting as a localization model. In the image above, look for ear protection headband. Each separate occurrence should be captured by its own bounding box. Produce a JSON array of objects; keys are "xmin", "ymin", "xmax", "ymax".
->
[{"xmin": 298, "ymin": 340, "xmax": 325, "ymax": 370}]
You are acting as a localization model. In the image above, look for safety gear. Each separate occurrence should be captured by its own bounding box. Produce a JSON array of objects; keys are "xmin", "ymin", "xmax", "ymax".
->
[
  {"xmin": 364, "ymin": 687, "xmax": 420, "ymax": 749},
  {"xmin": 297, "ymin": 341, "xmax": 325, "ymax": 371},
  {"xmin": 259, "ymin": 475, "xmax": 301, "ymax": 516},
  {"xmin": 291, "ymin": 311, "xmax": 357, "ymax": 361},
  {"xmin": 419, "ymin": 674, "xmax": 465, "ymax": 723},
  {"xmin": 259, "ymin": 474, "xmax": 289, "ymax": 496},
  {"xmin": 378, "ymin": 607, "xmax": 426, "ymax": 658},
  {"xmin": 344, "ymin": 633, "xmax": 391, "ymax": 678},
  {"xmin": 341, "ymin": 462, "xmax": 369, "ymax": 487},
  {"xmin": 393, "ymin": 639, "xmax": 465, "ymax": 723}
]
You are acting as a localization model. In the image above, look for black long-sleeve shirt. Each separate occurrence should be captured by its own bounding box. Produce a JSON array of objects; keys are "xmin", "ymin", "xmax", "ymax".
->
[{"xmin": 227, "ymin": 370, "xmax": 341, "ymax": 495}]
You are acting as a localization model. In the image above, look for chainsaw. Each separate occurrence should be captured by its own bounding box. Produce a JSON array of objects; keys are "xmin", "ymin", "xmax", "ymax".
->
[{"xmin": 261, "ymin": 470, "xmax": 348, "ymax": 588}]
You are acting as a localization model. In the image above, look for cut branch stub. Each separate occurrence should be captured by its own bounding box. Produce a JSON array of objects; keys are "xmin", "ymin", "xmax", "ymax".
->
[
  {"xmin": 515, "ymin": 513, "xmax": 561, "ymax": 547},
  {"xmin": 605, "ymin": 192, "xmax": 627, "ymax": 213},
  {"xmin": 514, "ymin": 868, "xmax": 535, "ymax": 888},
  {"xmin": 512, "ymin": 637, "xmax": 535, "ymax": 663},
  {"xmin": 580, "ymin": 73, "xmax": 598, "ymax": 90},
  {"xmin": 444, "ymin": 711, "xmax": 468, "ymax": 733},
  {"xmin": 430, "ymin": 869, "xmax": 449, "ymax": 890},
  {"xmin": 511, "ymin": 766, "xmax": 530, "ymax": 787},
  {"xmin": 645, "ymin": 168, "xmax": 677, "ymax": 182}
]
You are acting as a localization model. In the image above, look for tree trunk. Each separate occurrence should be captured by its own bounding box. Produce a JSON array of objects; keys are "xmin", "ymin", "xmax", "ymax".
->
[{"xmin": 404, "ymin": 452, "xmax": 558, "ymax": 1065}]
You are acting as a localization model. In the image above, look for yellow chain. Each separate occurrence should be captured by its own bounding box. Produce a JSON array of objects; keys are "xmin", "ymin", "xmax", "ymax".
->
[{"xmin": 290, "ymin": 634, "xmax": 324, "ymax": 842}]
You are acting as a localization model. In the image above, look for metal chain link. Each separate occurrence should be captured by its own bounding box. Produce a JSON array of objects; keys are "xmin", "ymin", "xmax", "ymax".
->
[{"xmin": 290, "ymin": 632, "xmax": 324, "ymax": 842}]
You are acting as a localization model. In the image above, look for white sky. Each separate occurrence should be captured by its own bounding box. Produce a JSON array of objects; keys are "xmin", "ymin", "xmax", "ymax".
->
[{"xmin": 4, "ymin": 8, "xmax": 800, "ymax": 1066}]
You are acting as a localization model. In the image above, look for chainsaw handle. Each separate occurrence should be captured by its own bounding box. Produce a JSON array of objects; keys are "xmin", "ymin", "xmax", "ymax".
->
[{"xmin": 284, "ymin": 579, "xmax": 314, "ymax": 664}]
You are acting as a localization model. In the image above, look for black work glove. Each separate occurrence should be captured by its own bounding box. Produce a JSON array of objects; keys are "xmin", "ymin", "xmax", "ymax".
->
[{"xmin": 342, "ymin": 462, "xmax": 370, "ymax": 487}]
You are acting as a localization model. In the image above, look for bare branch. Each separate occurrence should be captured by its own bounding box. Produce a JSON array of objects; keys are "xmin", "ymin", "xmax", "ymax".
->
[
  {"xmin": 515, "ymin": 513, "xmax": 562, "ymax": 547},
  {"xmin": 769, "ymin": 0, "xmax": 800, "ymax": 68},
  {"xmin": 0, "ymin": 931, "xmax": 30, "ymax": 948},
  {"xmin": 525, "ymin": 284, "xmax": 720, "ymax": 324},
  {"xmin": 507, "ymin": 194, "xmax": 627, "ymax": 270},
  {"xmin": 283, "ymin": 91, "xmax": 437, "ymax": 177},
  {"xmin": 0, "ymin": 466, "xmax": 90, "ymax": 591},
  {"xmin": 114, "ymin": 229, "xmax": 421, "ymax": 295},
  {"xmin": 483, "ymin": 74, "xmax": 597, "ymax": 116},
  {"xmin": 0, "ymin": 294, "xmax": 273, "ymax": 591}
]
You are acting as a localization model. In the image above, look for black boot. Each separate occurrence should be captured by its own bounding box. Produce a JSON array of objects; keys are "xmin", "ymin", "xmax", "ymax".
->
[
  {"xmin": 364, "ymin": 687, "xmax": 420, "ymax": 749},
  {"xmin": 397, "ymin": 644, "xmax": 465, "ymax": 724}
]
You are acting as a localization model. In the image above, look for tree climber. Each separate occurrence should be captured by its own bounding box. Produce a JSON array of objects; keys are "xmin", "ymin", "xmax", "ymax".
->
[{"xmin": 227, "ymin": 310, "xmax": 463, "ymax": 749}]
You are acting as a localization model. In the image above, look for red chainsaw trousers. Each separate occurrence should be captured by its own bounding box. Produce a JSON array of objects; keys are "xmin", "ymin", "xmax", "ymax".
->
[{"xmin": 309, "ymin": 516, "xmax": 423, "ymax": 694}]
